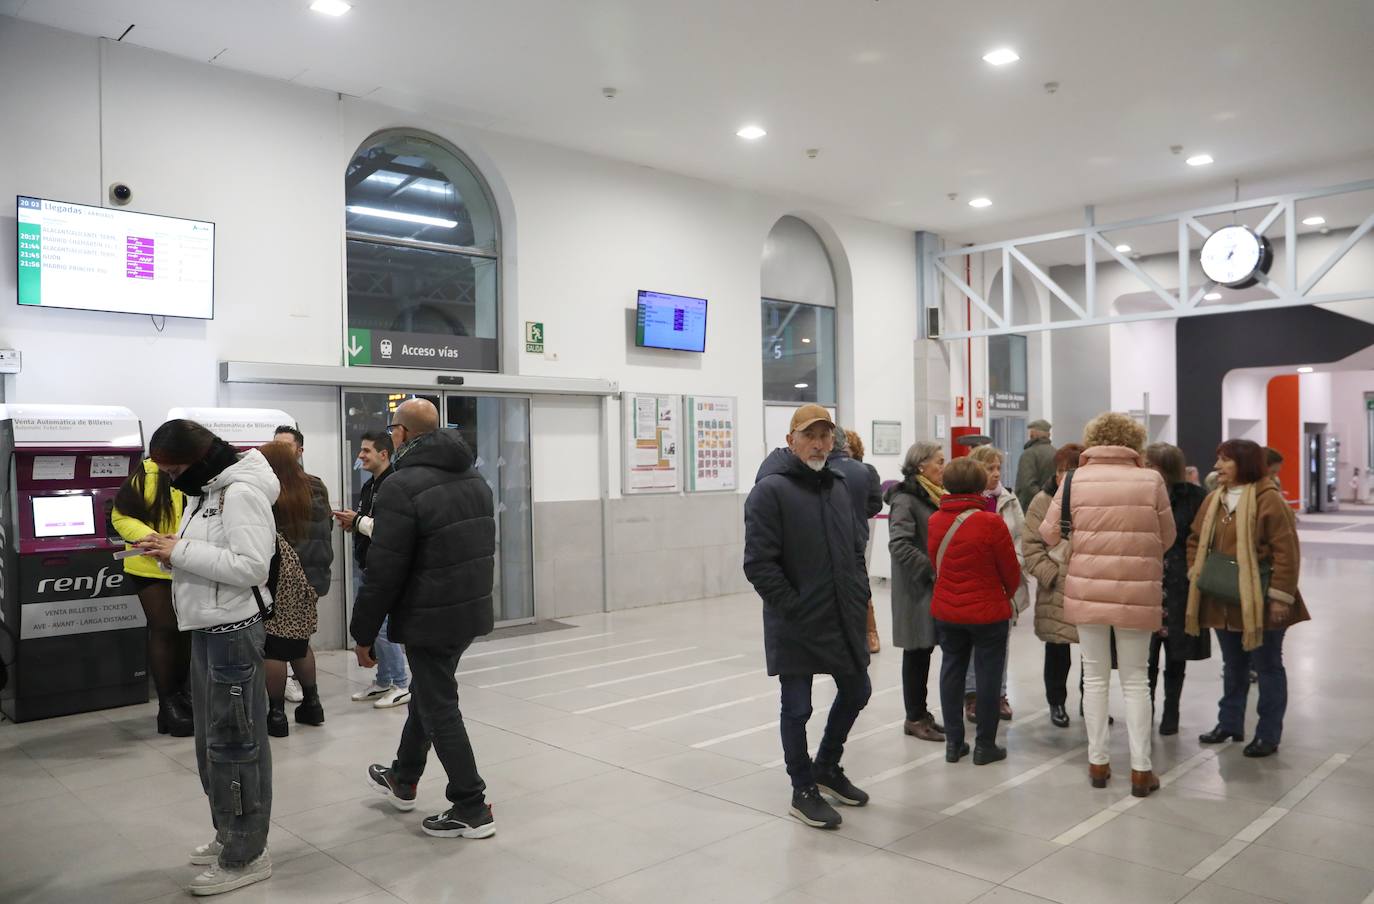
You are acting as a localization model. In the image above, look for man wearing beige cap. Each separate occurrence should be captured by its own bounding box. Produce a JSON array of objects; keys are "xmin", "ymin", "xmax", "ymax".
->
[
  {"xmin": 1015, "ymin": 419, "xmax": 1056, "ymax": 512},
  {"xmin": 744, "ymin": 404, "xmax": 872, "ymax": 830}
]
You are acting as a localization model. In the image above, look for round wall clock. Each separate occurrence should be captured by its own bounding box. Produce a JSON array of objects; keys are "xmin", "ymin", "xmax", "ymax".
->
[{"xmin": 1199, "ymin": 225, "xmax": 1273, "ymax": 289}]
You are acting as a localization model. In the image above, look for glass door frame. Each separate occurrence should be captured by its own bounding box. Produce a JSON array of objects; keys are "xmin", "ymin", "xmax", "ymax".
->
[{"xmin": 339, "ymin": 386, "xmax": 536, "ymax": 629}]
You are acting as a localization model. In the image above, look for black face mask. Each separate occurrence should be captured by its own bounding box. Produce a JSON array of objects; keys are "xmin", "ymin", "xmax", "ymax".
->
[{"xmin": 169, "ymin": 438, "xmax": 240, "ymax": 497}]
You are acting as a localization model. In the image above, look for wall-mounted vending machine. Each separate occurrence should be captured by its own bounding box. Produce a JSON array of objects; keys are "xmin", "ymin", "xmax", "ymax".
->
[
  {"xmin": 165, "ymin": 407, "xmax": 295, "ymax": 451},
  {"xmin": 0, "ymin": 404, "xmax": 147, "ymax": 722}
]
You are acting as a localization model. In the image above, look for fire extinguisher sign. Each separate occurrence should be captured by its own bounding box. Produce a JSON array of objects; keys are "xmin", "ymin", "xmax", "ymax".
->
[{"xmin": 955, "ymin": 396, "xmax": 965, "ymax": 418}]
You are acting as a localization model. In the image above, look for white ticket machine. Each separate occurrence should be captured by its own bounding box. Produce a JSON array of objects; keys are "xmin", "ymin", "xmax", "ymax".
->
[{"xmin": 0, "ymin": 404, "xmax": 147, "ymax": 722}]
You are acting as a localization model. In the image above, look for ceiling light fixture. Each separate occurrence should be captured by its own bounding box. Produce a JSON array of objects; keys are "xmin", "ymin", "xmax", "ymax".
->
[
  {"xmin": 736, "ymin": 125, "xmax": 767, "ymax": 140},
  {"xmin": 794, "ymin": 383, "xmax": 809, "ymax": 389},
  {"xmin": 345, "ymin": 205, "xmax": 457, "ymax": 228},
  {"xmin": 1203, "ymin": 291, "xmax": 1222, "ymax": 301},
  {"xmin": 1302, "ymin": 215, "xmax": 1326, "ymax": 226},
  {"xmin": 801, "ymin": 337, "xmax": 812, "ymax": 344},
  {"xmin": 1186, "ymin": 153, "xmax": 1214, "ymax": 167},
  {"xmin": 1296, "ymin": 366, "xmax": 1314, "ymax": 374},
  {"xmin": 982, "ymin": 48, "xmax": 1019, "ymax": 66},
  {"xmin": 310, "ymin": 0, "xmax": 351, "ymax": 16},
  {"xmin": 968, "ymin": 197, "xmax": 992, "ymax": 208},
  {"xmin": 1115, "ymin": 243, "xmax": 1131, "ymax": 253}
]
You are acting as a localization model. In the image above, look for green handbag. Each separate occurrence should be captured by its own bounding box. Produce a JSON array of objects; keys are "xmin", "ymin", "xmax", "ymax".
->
[{"xmin": 1196, "ymin": 553, "xmax": 1272, "ymax": 604}]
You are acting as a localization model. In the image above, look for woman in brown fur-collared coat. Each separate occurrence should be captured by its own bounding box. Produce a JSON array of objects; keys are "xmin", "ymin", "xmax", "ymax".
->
[
  {"xmin": 1187, "ymin": 439, "xmax": 1308, "ymax": 759},
  {"xmin": 1022, "ymin": 443, "xmax": 1083, "ymax": 730}
]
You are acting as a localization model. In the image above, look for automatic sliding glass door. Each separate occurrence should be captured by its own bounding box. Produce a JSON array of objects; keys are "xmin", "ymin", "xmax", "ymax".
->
[{"xmin": 342, "ymin": 389, "xmax": 534, "ymax": 626}]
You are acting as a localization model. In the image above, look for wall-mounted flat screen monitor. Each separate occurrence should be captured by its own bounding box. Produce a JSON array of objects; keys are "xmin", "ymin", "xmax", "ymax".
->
[
  {"xmin": 17, "ymin": 195, "xmax": 215, "ymax": 319},
  {"xmin": 635, "ymin": 290, "xmax": 707, "ymax": 353},
  {"xmin": 32, "ymin": 494, "xmax": 97, "ymax": 539}
]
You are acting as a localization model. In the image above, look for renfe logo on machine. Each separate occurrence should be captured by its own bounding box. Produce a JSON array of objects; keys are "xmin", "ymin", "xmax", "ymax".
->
[{"xmin": 37, "ymin": 566, "xmax": 124, "ymax": 598}]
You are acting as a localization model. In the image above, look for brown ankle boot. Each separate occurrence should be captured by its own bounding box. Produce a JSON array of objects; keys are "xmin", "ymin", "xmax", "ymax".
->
[
  {"xmin": 1131, "ymin": 770, "xmax": 1161, "ymax": 798},
  {"xmin": 1089, "ymin": 763, "xmax": 1111, "ymax": 788},
  {"xmin": 866, "ymin": 601, "xmax": 880, "ymax": 654}
]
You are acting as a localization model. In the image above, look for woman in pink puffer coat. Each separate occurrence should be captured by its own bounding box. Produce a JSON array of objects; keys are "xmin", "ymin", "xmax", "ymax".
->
[{"xmin": 1040, "ymin": 413, "xmax": 1174, "ymax": 798}]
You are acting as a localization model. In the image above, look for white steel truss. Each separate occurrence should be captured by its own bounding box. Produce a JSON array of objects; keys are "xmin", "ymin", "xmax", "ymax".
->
[{"xmin": 921, "ymin": 179, "xmax": 1374, "ymax": 340}]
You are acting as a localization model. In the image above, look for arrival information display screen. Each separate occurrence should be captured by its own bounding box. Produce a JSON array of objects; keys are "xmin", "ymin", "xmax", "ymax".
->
[{"xmin": 17, "ymin": 196, "xmax": 215, "ymax": 319}]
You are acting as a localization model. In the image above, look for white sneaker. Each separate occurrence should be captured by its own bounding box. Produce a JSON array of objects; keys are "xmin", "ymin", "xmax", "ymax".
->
[
  {"xmin": 188, "ymin": 849, "xmax": 271, "ymax": 896},
  {"xmin": 284, "ymin": 677, "xmax": 304, "ymax": 703},
  {"xmin": 351, "ymin": 682, "xmax": 392, "ymax": 703},
  {"xmin": 374, "ymin": 686, "xmax": 412, "ymax": 709},
  {"xmin": 189, "ymin": 838, "xmax": 222, "ymax": 866}
]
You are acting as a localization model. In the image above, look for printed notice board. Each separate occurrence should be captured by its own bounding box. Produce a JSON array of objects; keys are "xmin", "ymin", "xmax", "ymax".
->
[
  {"xmin": 622, "ymin": 393, "xmax": 681, "ymax": 494},
  {"xmin": 685, "ymin": 396, "xmax": 737, "ymax": 492}
]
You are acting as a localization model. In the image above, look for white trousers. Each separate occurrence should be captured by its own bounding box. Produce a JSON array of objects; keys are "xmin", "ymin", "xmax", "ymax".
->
[{"xmin": 1079, "ymin": 624, "xmax": 1153, "ymax": 772}]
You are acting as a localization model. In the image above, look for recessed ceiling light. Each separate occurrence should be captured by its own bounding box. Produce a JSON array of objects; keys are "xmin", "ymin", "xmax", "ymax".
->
[
  {"xmin": 801, "ymin": 337, "xmax": 811, "ymax": 344},
  {"xmin": 1186, "ymin": 153, "xmax": 1214, "ymax": 167},
  {"xmin": 1297, "ymin": 366, "xmax": 1314, "ymax": 374},
  {"xmin": 968, "ymin": 197, "xmax": 992, "ymax": 208},
  {"xmin": 1115, "ymin": 243, "xmax": 1131, "ymax": 253},
  {"xmin": 982, "ymin": 48, "xmax": 1020, "ymax": 66},
  {"xmin": 310, "ymin": 0, "xmax": 351, "ymax": 16},
  {"xmin": 345, "ymin": 205, "xmax": 457, "ymax": 228},
  {"xmin": 1204, "ymin": 291, "xmax": 1222, "ymax": 301},
  {"xmin": 736, "ymin": 125, "xmax": 767, "ymax": 140},
  {"xmin": 1302, "ymin": 216, "xmax": 1326, "ymax": 226},
  {"xmin": 794, "ymin": 383, "xmax": 809, "ymax": 389}
]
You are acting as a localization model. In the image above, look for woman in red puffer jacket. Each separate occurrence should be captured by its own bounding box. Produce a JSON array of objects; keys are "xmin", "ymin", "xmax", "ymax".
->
[{"xmin": 928, "ymin": 457, "xmax": 1021, "ymax": 766}]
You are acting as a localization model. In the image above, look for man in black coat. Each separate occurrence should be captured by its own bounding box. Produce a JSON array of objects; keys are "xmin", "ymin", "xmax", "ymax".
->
[
  {"xmin": 350, "ymin": 398, "xmax": 498, "ymax": 840},
  {"xmin": 744, "ymin": 404, "xmax": 872, "ymax": 831}
]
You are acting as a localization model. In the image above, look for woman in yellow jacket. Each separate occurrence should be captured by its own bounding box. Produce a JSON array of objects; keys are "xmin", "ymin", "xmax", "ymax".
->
[{"xmin": 113, "ymin": 459, "xmax": 190, "ymax": 735}]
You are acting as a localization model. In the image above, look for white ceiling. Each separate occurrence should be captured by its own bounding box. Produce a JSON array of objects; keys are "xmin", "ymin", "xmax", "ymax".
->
[{"xmin": 8, "ymin": 0, "xmax": 1374, "ymax": 237}]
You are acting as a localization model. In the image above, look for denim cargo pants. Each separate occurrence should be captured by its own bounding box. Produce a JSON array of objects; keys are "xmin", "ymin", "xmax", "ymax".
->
[{"xmin": 191, "ymin": 621, "xmax": 272, "ymax": 867}]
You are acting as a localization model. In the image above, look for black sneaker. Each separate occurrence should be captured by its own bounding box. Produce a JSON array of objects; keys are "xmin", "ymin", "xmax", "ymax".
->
[
  {"xmin": 366, "ymin": 764, "xmax": 417, "ymax": 812},
  {"xmin": 813, "ymin": 763, "xmax": 869, "ymax": 807},
  {"xmin": 789, "ymin": 785, "xmax": 841, "ymax": 829},
  {"xmin": 422, "ymin": 804, "xmax": 496, "ymax": 839}
]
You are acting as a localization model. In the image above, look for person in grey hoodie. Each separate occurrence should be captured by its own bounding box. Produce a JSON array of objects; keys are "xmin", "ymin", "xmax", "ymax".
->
[
  {"xmin": 744, "ymin": 405, "xmax": 871, "ymax": 831},
  {"xmin": 139, "ymin": 419, "xmax": 279, "ymax": 898}
]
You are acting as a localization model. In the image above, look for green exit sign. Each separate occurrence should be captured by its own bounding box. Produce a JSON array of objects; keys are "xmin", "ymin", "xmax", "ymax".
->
[{"xmin": 525, "ymin": 321, "xmax": 544, "ymax": 354}]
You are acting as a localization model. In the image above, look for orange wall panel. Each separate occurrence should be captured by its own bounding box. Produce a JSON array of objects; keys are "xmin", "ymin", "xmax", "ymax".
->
[{"xmin": 1266, "ymin": 374, "xmax": 1301, "ymax": 508}]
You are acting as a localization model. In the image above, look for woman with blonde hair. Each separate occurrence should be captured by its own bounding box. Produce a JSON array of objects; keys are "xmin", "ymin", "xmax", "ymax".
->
[
  {"xmin": 1040, "ymin": 413, "xmax": 1173, "ymax": 797},
  {"xmin": 964, "ymin": 443, "xmax": 1027, "ymax": 722}
]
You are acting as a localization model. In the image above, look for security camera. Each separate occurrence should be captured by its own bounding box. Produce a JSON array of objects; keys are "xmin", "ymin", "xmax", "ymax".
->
[{"xmin": 109, "ymin": 183, "xmax": 133, "ymax": 206}]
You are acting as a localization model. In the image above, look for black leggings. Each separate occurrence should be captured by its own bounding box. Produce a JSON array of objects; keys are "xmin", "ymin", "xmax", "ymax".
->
[
  {"xmin": 134, "ymin": 578, "xmax": 190, "ymax": 699},
  {"xmin": 902, "ymin": 647, "xmax": 935, "ymax": 721},
  {"xmin": 1044, "ymin": 642, "xmax": 1072, "ymax": 706}
]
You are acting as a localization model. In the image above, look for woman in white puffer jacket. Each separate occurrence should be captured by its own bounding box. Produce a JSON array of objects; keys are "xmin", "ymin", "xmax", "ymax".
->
[{"xmin": 137, "ymin": 419, "xmax": 279, "ymax": 898}]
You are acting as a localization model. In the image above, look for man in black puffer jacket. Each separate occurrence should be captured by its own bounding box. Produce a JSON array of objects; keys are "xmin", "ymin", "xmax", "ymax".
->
[
  {"xmin": 351, "ymin": 398, "xmax": 497, "ymax": 839},
  {"xmin": 744, "ymin": 404, "xmax": 872, "ymax": 832}
]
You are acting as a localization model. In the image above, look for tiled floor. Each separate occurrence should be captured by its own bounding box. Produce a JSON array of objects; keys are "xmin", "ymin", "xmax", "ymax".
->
[{"xmin": 3, "ymin": 511, "xmax": 1374, "ymax": 903}]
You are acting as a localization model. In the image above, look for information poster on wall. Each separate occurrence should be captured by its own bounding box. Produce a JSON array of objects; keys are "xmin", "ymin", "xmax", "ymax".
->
[
  {"xmin": 622, "ymin": 393, "xmax": 680, "ymax": 494},
  {"xmin": 871, "ymin": 421, "xmax": 903, "ymax": 456},
  {"xmin": 685, "ymin": 396, "xmax": 737, "ymax": 492}
]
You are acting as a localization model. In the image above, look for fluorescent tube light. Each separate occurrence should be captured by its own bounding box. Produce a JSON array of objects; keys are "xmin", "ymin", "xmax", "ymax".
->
[
  {"xmin": 310, "ymin": 0, "xmax": 351, "ymax": 16},
  {"xmin": 345, "ymin": 206, "xmax": 457, "ymax": 228}
]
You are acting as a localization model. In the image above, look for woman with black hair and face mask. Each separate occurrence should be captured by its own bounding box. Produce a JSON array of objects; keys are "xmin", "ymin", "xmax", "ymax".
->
[
  {"xmin": 135, "ymin": 419, "xmax": 279, "ymax": 897},
  {"xmin": 113, "ymin": 458, "xmax": 189, "ymax": 735}
]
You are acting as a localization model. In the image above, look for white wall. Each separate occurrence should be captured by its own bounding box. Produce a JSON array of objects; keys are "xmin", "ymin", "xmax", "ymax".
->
[{"xmin": 1330, "ymin": 371, "xmax": 1374, "ymax": 499}]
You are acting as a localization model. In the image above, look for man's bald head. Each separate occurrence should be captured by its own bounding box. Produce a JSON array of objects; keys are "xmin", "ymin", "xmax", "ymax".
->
[{"xmin": 395, "ymin": 398, "xmax": 439, "ymax": 437}]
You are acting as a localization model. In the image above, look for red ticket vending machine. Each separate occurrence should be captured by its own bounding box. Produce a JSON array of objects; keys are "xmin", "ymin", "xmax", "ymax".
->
[
  {"xmin": 0, "ymin": 404, "xmax": 147, "ymax": 722},
  {"xmin": 165, "ymin": 407, "xmax": 295, "ymax": 452}
]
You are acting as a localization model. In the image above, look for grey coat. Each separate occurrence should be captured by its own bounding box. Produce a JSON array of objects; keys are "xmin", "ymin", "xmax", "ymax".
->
[{"xmin": 885, "ymin": 479, "xmax": 939, "ymax": 650}]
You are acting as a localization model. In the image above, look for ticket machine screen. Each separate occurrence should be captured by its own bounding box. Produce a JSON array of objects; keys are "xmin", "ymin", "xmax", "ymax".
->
[{"xmin": 31, "ymin": 494, "xmax": 97, "ymax": 538}]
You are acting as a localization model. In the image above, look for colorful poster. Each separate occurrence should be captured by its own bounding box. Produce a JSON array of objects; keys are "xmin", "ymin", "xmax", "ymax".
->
[{"xmin": 685, "ymin": 395, "xmax": 737, "ymax": 492}]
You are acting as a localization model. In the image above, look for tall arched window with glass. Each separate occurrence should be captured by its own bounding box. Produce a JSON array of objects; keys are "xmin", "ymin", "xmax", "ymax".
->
[{"xmin": 345, "ymin": 131, "xmax": 500, "ymax": 371}]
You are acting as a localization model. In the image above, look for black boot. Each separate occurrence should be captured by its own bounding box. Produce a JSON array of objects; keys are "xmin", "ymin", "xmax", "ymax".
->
[
  {"xmin": 295, "ymin": 684, "xmax": 325, "ymax": 726},
  {"xmin": 267, "ymin": 699, "xmax": 289, "ymax": 738},
  {"xmin": 1049, "ymin": 704, "xmax": 1070, "ymax": 728},
  {"xmin": 1159, "ymin": 669, "xmax": 1184, "ymax": 736},
  {"xmin": 156, "ymin": 691, "xmax": 194, "ymax": 737}
]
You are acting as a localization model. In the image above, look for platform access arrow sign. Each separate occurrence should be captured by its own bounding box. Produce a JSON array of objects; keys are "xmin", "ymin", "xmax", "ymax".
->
[{"xmin": 346, "ymin": 328, "xmax": 371, "ymax": 365}]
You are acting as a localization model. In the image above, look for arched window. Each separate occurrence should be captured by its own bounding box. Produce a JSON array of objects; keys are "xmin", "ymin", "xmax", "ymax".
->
[
  {"xmin": 345, "ymin": 130, "xmax": 500, "ymax": 371},
  {"xmin": 761, "ymin": 216, "xmax": 837, "ymax": 405}
]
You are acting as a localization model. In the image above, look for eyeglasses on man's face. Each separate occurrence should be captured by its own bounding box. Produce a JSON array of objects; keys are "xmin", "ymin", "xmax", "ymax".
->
[{"xmin": 386, "ymin": 423, "xmax": 405, "ymax": 437}]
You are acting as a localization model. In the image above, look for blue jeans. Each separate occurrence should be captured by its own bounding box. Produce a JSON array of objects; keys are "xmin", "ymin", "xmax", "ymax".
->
[
  {"xmin": 356, "ymin": 568, "xmax": 407, "ymax": 688},
  {"xmin": 778, "ymin": 672, "xmax": 872, "ymax": 790},
  {"xmin": 1216, "ymin": 628, "xmax": 1288, "ymax": 744},
  {"xmin": 191, "ymin": 622, "xmax": 271, "ymax": 867}
]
